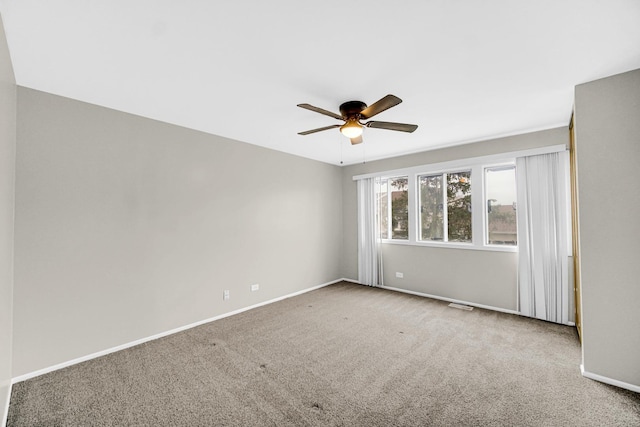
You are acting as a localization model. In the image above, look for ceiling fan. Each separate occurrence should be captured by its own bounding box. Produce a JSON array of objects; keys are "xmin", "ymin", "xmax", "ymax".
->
[{"xmin": 297, "ymin": 94, "xmax": 418, "ymax": 145}]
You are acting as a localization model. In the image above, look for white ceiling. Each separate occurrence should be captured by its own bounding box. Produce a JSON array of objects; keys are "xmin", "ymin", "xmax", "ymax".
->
[{"xmin": 1, "ymin": 1, "xmax": 640, "ymax": 165}]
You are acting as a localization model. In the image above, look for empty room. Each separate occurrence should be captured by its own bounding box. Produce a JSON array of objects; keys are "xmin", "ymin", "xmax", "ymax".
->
[{"xmin": 1, "ymin": 1, "xmax": 639, "ymax": 426}]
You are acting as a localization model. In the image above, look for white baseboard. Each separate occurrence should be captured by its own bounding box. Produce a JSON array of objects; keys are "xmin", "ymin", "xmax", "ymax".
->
[
  {"xmin": 581, "ymin": 364, "xmax": 640, "ymax": 393},
  {"xmin": 380, "ymin": 285, "xmax": 520, "ymax": 315},
  {"xmin": 12, "ymin": 278, "xmax": 344, "ymax": 384},
  {"xmin": 1, "ymin": 381, "xmax": 11, "ymax": 427},
  {"xmin": 325, "ymin": 280, "xmax": 576, "ymax": 327}
]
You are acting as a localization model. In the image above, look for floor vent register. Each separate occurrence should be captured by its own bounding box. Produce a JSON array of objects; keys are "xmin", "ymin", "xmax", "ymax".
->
[{"xmin": 448, "ymin": 303, "xmax": 474, "ymax": 311}]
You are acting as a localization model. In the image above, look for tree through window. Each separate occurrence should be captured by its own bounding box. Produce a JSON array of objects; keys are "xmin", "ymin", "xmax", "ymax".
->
[
  {"xmin": 377, "ymin": 176, "xmax": 408, "ymax": 240},
  {"xmin": 419, "ymin": 171, "xmax": 471, "ymax": 243}
]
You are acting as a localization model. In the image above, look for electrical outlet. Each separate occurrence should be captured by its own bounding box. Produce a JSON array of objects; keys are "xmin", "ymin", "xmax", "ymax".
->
[
  {"xmin": 251, "ymin": 283, "xmax": 259, "ymax": 292},
  {"xmin": 223, "ymin": 290, "xmax": 230, "ymax": 300},
  {"xmin": 396, "ymin": 272, "xmax": 404, "ymax": 278}
]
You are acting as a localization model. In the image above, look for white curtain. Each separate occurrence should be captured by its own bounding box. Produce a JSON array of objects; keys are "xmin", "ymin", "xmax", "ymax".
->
[
  {"xmin": 357, "ymin": 177, "xmax": 383, "ymax": 286},
  {"xmin": 516, "ymin": 152, "xmax": 570, "ymax": 324}
]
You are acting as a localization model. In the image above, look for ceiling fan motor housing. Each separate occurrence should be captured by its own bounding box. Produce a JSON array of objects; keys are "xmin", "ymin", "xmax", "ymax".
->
[{"xmin": 339, "ymin": 101, "xmax": 367, "ymax": 120}]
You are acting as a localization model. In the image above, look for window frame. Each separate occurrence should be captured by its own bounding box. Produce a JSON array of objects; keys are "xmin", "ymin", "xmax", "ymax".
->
[
  {"xmin": 360, "ymin": 144, "xmax": 568, "ymax": 253},
  {"xmin": 373, "ymin": 160, "xmax": 521, "ymax": 252},
  {"xmin": 417, "ymin": 170, "xmax": 473, "ymax": 244},
  {"xmin": 378, "ymin": 176, "xmax": 409, "ymax": 241}
]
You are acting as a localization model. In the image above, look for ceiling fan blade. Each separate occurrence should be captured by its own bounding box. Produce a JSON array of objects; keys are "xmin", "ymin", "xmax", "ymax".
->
[
  {"xmin": 366, "ymin": 121, "xmax": 418, "ymax": 133},
  {"xmin": 298, "ymin": 124, "xmax": 340, "ymax": 135},
  {"xmin": 350, "ymin": 135, "xmax": 363, "ymax": 145},
  {"xmin": 360, "ymin": 94, "xmax": 402, "ymax": 119},
  {"xmin": 297, "ymin": 103, "xmax": 343, "ymax": 120}
]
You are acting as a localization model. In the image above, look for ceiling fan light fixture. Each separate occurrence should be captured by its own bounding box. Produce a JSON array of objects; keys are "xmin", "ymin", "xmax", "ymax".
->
[
  {"xmin": 340, "ymin": 120, "xmax": 363, "ymax": 139},
  {"xmin": 297, "ymin": 95, "xmax": 417, "ymax": 142}
]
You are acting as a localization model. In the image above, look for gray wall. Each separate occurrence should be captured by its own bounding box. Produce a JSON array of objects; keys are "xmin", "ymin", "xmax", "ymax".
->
[
  {"xmin": 575, "ymin": 68, "xmax": 640, "ymax": 387},
  {"xmin": 341, "ymin": 127, "xmax": 568, "ymax": 311},
  {"xmin": 0, "ymin": 14, "xmax": 16, "ymax": 424},
  {"xmin": 13, "ymin": 88, "xmax": 343, "ymax": 377}
]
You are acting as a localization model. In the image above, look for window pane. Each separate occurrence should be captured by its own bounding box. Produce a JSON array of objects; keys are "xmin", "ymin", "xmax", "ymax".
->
[
  {"xmin": 419, "ymin": 174, "xmax": 444, "ymax": 241},
  {"xmin": 378, "ymin": 180, "xmax": 389, "ymax": 239},
  {"xmin": 447, "ymin": 171, "xmax": 472, "ymax": 242},
  {"xmin": 390, "ymin": 177, "xmax": 408, "ymax": 239},
  {"xmin": 485, "ymin": 167, "xmax": 517, "ymax": 245}
]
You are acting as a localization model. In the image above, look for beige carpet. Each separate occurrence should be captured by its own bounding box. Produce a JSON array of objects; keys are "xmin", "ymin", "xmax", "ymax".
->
[{"xmin": 8, "ymin": 282, "xmax": 640, "ymax": 426}]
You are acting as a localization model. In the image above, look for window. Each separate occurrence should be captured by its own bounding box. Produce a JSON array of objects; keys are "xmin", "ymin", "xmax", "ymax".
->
[
  {"xmin": 418, "ymin": 174, "xmax": 443, "ymax": 241},
  {"xmin": 419, "ymin": 171, "xmax": 471, "ymax": 243},
  {"xmin": 446, "ymin": 171, "xmax": 472, "ymax": 242},
  {"xmin": 356, "ymin": 145, "xmax": 568, "ymax": 252},
  {"xmin": 378, "ymin": 177, "xmax": 408, "ymax": 240},
  {"xmin": 485, "ymin": 166, "xmax": 517, "ymax": 245}
]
